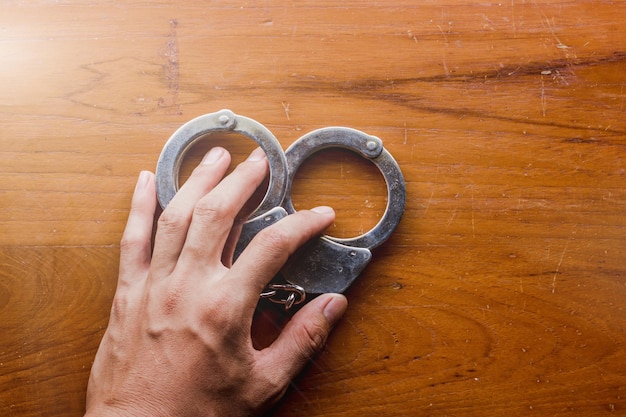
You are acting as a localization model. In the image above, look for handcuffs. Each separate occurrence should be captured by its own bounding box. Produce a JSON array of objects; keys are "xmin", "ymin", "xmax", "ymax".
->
[{"xmin": 155, "ymin": 109, "xmax": 406, "ymax": 310}]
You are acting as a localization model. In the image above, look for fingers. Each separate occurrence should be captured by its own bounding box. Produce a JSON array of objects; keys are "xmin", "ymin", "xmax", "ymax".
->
[
  {"xmin": 228, "ymin": 206, "xmax": 335, "ymax": 307},
  {"xmin": 258, "ymin": 293, "xmax": 348, "ymax": 383},
  {"xmin": 118, "ymin": 171, "xmax": 157, "ymax": 284},
  {"xmin": 151, "ymin": 147, "xmax": 231, "ymax": 275},
  {"xmin": 113, "ymin": 171, "xmax": 157, "ymax": 326},
  {"xmin": 178, "ymin": 147, "xmax": 269, "ymax": 267}
]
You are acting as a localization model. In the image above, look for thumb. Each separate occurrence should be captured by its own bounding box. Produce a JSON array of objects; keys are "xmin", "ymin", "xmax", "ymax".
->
[{"xmin": 261, "ymin": 293, "xmax": 348, "ymax": 382}]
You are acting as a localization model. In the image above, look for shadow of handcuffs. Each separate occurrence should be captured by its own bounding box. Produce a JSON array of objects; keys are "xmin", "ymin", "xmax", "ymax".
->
[{"xmin": 155, "ymin": 109, "xmax": 406, "ymax": 311}]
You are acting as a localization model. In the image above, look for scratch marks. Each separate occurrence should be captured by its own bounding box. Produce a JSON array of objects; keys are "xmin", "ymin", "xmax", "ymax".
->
[
  {"xmin": 540, "ymin": 77, "xmax": 547, "ymax": 117},
  {"xmin": 446, "ymin": 208, "xmax": 457, "ymax": 228},
  {"xmin": 281, "ymin": 101, "xmax": 291, "ymax": 120},
  {"xmin": 551, "ymin": 241, "xmax": 569, "ymax": 294},
  {"xmin": 542, "ymin": 14, "xmax": 571, "ymax": 51},
  {"xmin": 436, "ymin": 24, "xmax": 451, "ymax": 77},
  {"xmin": 443, "ymin": 184, "xmax": 477, "ymax": 234},
  {"xmin": 403, "ymin": 122, "xmax": 408, "ymax": 145},
  {"xmin": 159, "ymin": 19, "xmax": 182, "ymax": 114},
  {"xmin": 511, "ymin": 0, "xmax": 517, "ymax": 39},
  {"xmin": 471, "ymin": 188, "xmax": 476, "ymax": 238},
  {"xmin": 288, "ymin": 52, "xmax": 626, "ymax": 135},
  {"xmin": 423, "ymin": 190, "xmax": 435, "ymax": 215},
  {"xmin": 463, "ymin": 183, "xmax": 477, "ymax": 238}
]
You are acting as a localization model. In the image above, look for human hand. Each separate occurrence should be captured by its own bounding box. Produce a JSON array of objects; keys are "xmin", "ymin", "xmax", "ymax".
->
[{"xmin": 85, "ymin": 147, "xmax": 348, "ymax": 417}]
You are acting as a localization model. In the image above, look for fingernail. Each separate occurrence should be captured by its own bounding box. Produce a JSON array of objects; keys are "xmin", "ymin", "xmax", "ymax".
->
[
  {"xmin": 246, "ymin": 147, "xmax": 266, "ymax": 161},
  {"xmin": 311, "ymin": 206, "xmax": 334, "ymax": 215},
  {"xmin": 135, "ymin": 171, "xmax": 151, "ymax": 191},
  {"xmin": 323, "ymin": 294, "xmax": 348, "ymax": 327},
  {"xmin": 202, "ymin": 147, "xmax": 224, "ymax": 165}
]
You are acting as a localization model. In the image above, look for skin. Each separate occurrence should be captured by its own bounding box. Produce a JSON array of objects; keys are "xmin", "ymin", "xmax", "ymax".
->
[{"xmin": 85, "ymin": 147, "xmax": 348, "ymax": 417}]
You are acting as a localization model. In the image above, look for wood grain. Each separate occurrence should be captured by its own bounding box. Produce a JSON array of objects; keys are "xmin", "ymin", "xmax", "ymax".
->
[{"xmin": 1, "ymin": 1, "xmax": 625, "ymax": 416}]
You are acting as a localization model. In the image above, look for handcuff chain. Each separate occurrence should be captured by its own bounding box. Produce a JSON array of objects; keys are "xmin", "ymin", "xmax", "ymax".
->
[{"xmin": 260, "ymin": 283, "xmax": 306, "ymax": 310}]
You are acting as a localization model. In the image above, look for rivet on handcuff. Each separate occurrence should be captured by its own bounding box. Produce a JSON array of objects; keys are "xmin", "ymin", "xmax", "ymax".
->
[{"xmin": 155, "ymin": 109, "xmax": 406, "ymax": 310}]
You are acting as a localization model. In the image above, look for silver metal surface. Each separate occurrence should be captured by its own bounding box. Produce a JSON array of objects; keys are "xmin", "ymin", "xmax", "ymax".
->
[
  {"xmin": 154, "ymin": 113, "xmax": 406, "ymax": 308},
  {"xmin": 282, "ymin": 236, "xmax": 372, "ymax": 294},
  {"xmin": 279, "ymin": 127, "xmax": 406, "ymax": 294},
  {"xmin": 282, "ymin": 127, "xmax": 406, "ymax": 250},
  {"xmin": 155, "ymin": 109, "xmax": 288, "ymax": 218},
  {"xmin": 233, "ymin": 206, "xmax": 288, "ymax": 262}
]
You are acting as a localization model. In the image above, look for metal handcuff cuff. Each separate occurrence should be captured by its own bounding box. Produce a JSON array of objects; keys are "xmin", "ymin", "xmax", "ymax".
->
[{"xmin": 155, "ymin": 109, "xmax": 406, "ymax": 310}]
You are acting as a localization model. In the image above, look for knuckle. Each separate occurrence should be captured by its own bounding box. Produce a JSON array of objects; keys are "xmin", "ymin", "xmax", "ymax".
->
[
  {"xmin": 193, "ymin": 197, "xmax": 229, "ymax": 223},
  {"xmin": 160, "ymin": 284, "xmax": 184, "ymax": 316},
  {"xmin": 199, "ymin": 290, "xmax": 240, "ymax": 330},
  {"xmin": 255, "ymin": 227, "xmax": 293, "ymax": 254},
  {"xmin": 294, "ymin": 319, "xmax": 327, "ymax": 358},
  {"xmin": 110, "ymin": 292, "xmax": 129, "ymax": 321},
  {"xmin": 119, "ymin": 234, "xmax": 148, "ymax": 254},
  {"xmin": 109, "ymin": 285, "xmax": 142, "ymax": 322},
  {"xmin": 157, "ymin": 208, "xmax": 187, "ymax": 233},
  {"xmin": 148, "ymin": 279, "xmax": 186, "ymax": 317}
]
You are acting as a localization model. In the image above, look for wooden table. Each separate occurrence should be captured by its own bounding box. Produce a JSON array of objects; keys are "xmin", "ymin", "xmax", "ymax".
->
[{"xmin": 2, "ymin": 1, "xmax": 625, "ymax": 416}]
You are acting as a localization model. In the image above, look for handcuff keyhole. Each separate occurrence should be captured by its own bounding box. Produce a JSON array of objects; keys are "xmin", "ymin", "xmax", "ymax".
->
[{"xmin": 290, "ymin": 148, "xmax": 387, "ymax": 239}]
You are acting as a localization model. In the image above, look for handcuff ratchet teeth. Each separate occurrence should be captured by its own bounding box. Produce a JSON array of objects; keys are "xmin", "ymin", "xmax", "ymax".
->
[{"xmin": 155, "ymin": 109, "xmax": 406, "ymax": 310}]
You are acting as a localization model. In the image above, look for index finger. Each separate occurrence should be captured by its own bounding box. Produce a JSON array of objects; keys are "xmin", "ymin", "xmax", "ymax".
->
[{"xmin": 226, "ymin": 206, "xmax": 335, "ymax": 310}]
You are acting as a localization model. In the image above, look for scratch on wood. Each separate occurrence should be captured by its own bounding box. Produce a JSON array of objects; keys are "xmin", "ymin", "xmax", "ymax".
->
[
  {"xmin": 466, "ymin": 184, "xmax": 476, "ymax": 238},
  {"xmin": 403, "ymin": 122, "xmax": 408, "ymax": 145},
  {"xmin": 281, "ymin": 101, "xmax": 291, "ymax": 120},
  {"xmin": 471, "ymin": 187, "xmax": 476, "ymax": 238},
  {"xmin": 441, "ymin": 51, "xmax": 449, "ymax": 77},
  {"xmin": 542, "ymin": 14, "xmax": 570, "ymax": 50},
  {"xmin": 159, "ymin": 19, "xmax": 182, "ymax": 114},
  {"xmin": 540, "ymin": 77, "xmax": 547, "ymax": 117},
  {"xmin": 287, "ymin": 52, "xmax": 626, "ymax": 136},
  {"xmin": 437, "ymin": 24, "xmax": 449, "ymax": 44},
  {"xmin": 436, "ymin": 24, "xmax": 450, "ymax": 76},
  {"xmin": 552, "ymin": 241, "xmax": 569, "ymax": 294},
  {"xmin": 511, "ymin": 0, "xmax": 517, "ymax": 39},
  {"xmin": 423, "ymin": 190, "xmax": 434, "ymax": 215},
  {"xmin": 446, "ymin": 208, "xmax": 457, "ymax": 228}
]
